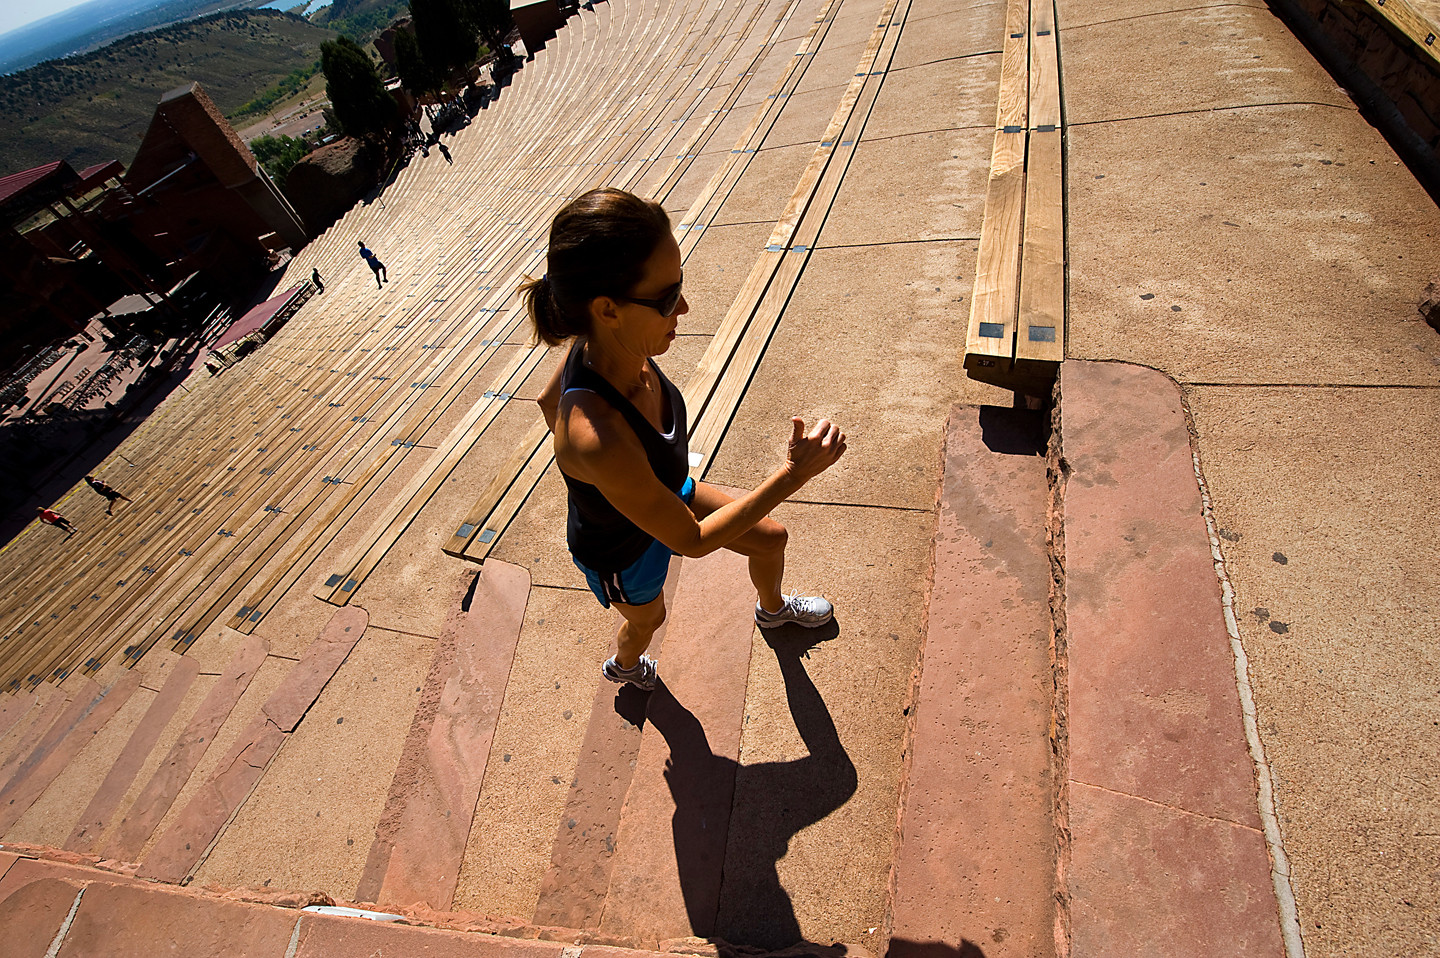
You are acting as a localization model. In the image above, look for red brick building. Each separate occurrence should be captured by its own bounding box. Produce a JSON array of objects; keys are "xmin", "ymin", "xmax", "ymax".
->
[{"xmin": 0, "ymin": 82, "xmax": 309, "ymax": 370}]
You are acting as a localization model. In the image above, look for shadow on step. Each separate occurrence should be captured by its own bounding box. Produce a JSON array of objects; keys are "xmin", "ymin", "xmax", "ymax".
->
[
  {"xmin": 888, "ymin": 938, "xmax": 989, "ymax": 958},
  {"xmin": 977, "ymin": 405, "xmax": 1047, "ymax": 458},
  {"xmin": 634, "ymin": 627, "xmax": 857, "ymax": 950}
]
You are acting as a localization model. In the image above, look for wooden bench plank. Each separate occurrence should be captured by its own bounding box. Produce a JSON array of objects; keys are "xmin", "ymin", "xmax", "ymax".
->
[
  {"xmin": 1015, "ymin": 128, "xmax": 1064, "ymax": 374},
  {"xmin": 963, "ymin": 0, "xmax": 1030, "ymax": 382},
  {"xmin": 1359, "ymin": 0, "xmax": 1440, "ymax": 68},
  {"xmin": 962, "ymin": 129, "xmax": 1026, "ymax": 381},
  {"xmin": 1015, "ymin": 0, "xmax": 1064, "ymax": 377},
  {"xmin": 965, "ymin": 0, "xmax": 1067, "ymax": 396}
]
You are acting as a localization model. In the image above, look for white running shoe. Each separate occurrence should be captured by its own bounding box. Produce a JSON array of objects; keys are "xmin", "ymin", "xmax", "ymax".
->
[
  {"xmin": 602, "ymin": 653, "xmax": 658, "ymax": 690},
  {"xmin": 755, "ymin": 594, "xmax": 834, "ymax": 629}
]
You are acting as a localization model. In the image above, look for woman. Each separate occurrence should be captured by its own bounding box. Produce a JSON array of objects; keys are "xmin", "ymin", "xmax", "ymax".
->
[{"xmin": 525, "ymin": 188, "xmax": 846, "ymax": 690}]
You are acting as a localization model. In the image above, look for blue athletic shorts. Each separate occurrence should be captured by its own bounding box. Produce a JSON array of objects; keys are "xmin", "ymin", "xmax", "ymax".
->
[{"xmin": 575, "ymin": 477, "xmax": 695, "ymax": 608}]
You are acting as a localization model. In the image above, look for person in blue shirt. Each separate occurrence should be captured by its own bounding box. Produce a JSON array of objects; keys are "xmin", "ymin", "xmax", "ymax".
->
[{"xmin": 358, "ymin": 241, "xmax": 387, "ymax": 288}]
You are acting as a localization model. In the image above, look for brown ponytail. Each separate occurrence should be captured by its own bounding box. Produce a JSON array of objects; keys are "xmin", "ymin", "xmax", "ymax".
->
[{"xmin": 522, "ymin": 188, "xmax": 671, "ymax": 347}]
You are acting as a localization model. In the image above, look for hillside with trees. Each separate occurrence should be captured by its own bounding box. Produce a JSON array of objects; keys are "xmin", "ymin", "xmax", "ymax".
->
[{"xmin": 0, "ymin": 10, "xmax": 338, "ymax": 178}]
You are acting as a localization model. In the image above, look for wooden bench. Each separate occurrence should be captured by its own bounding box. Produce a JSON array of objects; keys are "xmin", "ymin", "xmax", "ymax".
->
[{"xmin": 963, "ymin": 0, "xmax": 1065, "ymax": 399}]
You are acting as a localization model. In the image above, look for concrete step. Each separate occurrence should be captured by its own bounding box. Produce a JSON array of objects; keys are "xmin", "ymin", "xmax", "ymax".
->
[
  {"xmin": 596, "ymin": 545, "xmax": 755, "ymax": 942},
  {"xmin": 102, "ymin": 635, "xmax": 269, "ymax": 862},
  {"xmin": 65, "ymin": 656, "xmax": 203, "ymax": 853},
  {"xmin": 531, "ymin": 542, "xmax": 757, "ymax": 941},
  {"xmin": 138, "ymin": 609, "xmax": 366, "ymax": 883},
  {"xmin": 357, "ymin": 559, "xmax": 530, "ymax": 911},
  {"xmin": 887, "ymin": 405, "xmax": 1057, "ymax": 957},
  {"xmin": 0, "ymin": 847, "xmax": 667, "ymax": 958},
  {"xmin": 0, "ymin": 691, "xmax": 40, "ymax": 743},
  {"xmin": 1056, "ymin": 360, "xmax": 1284, "ymax": 957},
  {"xmin": 0, "ymin": 674, "xmax": 141, "ymax": 835}
]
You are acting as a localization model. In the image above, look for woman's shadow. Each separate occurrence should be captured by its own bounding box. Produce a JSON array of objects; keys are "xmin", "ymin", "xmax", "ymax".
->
[{"xmin": 634, "ymin": 624, "xmax": 858, "ymax": 949}]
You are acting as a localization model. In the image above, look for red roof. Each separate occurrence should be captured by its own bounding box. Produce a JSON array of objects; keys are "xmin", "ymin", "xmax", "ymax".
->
[
  {"xmin": 0, "ymin": 161, "xmax": 67, "ymax": 208},
  {"xmin": 212, "ymin": 286, "xmax": 302, "ymax": 349},
  {"xmin": 77, "ymin": 161, "xmax": 123, "ymax": 184}
]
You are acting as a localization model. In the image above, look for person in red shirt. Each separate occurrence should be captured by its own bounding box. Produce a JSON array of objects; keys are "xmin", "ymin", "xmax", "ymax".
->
[{"xmin": 37, "ymin": 508, "xmax": 76, "ymax": 537}]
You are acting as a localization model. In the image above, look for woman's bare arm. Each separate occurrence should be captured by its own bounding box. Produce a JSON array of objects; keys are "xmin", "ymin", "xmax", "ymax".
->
[
  {"xmin": 536, "ymin": 349, "xmax": 567, "ymax": 432},
  {"xmin": 555, "ymin": 394, "xmax": 845, "ymax": 558}
]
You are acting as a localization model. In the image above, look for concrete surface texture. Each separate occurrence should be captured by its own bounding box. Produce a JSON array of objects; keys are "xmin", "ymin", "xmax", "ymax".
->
[
  {"xmin": 0, "ymin": 0, "xmax": 1436, "ymax": 953},
  {"xmin": 1058, "ymin": 0, "xmax": 1440, "ymax": 951}
]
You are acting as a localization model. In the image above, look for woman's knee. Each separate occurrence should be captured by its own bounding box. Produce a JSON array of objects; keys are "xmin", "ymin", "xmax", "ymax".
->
[
  {"xmin": 754, "ymin": 518, "xmax": 788, "ymax": 556},
  {"xmin": 620, "ymin": 597, "xmax": 667, "ymax": 631}
]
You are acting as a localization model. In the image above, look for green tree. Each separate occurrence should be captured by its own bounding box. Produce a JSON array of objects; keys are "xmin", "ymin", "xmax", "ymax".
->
[
  {"xmin": 394, "ymin": 28, "xmax": 439, "ymax": 98},
  {"xmin": 320, "ymin": 35, "xmax": 396, "ymax": 138},
  {"xmin": 409, "ymin": 0, "xmax": 477, "ymax": 83},
  {"xmin": 459, "ymin": 0, "xmax": 511, "ymax": 48},
  {"xmin": 250, "ymin": 134, "xmax": 311, "ymax": 182}
]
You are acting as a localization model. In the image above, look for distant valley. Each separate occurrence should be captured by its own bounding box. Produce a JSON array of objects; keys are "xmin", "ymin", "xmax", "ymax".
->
[
  {"xmin": 0, "ymin": 9, "xmax": 342, "ymax": 178},
  {"xmin": 0, "ymin": 0, "xmax": 409, "ymax": 179},
  {"xmin": 0, "ymin": 0, "xmax": 279, "ymax": 76}
]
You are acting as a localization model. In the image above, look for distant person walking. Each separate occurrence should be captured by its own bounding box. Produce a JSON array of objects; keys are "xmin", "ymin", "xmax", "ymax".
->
[
  {"xmin": 358, "ymin": 242, "xmax": 387, "ymax": 289},
  {"xmin": 438, "ymin": 142, "xmax": 452, "ymax": 164},
  {"xmin": 84, "ymin": 475, "xmax": 132, "ymax": 516},
  {"xmin": 312, "ymin": 267, "xmax": 325, "ymax": 293},
  {"xmin": 37, "ymin": 508, "xmax": 76, "ymax": 537}
]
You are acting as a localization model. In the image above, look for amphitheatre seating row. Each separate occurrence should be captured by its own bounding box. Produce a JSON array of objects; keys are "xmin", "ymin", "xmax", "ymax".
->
[
  {"xmin": 0, "ymin": 0, "xmax": 823, "ymax": 691},
  {"xmin": 3, "ymin": 0, "xmax": 639, "ymax": 682},
  {"xmin": 129, "ymin": 0, "xmax": 716, "ymax": 651},
  {"xmin": 0, "ymin": 0, "xmax": 604, "ymax": 661},
  {"xmin": 2, "ymin": 0, "xmax": 639, "ymax": 671},
  {"xmin": 962, "ymin": 0, "xmax": 1065, "ymax": 397}
]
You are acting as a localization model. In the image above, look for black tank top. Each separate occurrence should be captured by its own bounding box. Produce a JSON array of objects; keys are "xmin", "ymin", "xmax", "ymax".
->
[{"xmin": 559, "ymin": 339, "xmax": 690, "ymax": 572}]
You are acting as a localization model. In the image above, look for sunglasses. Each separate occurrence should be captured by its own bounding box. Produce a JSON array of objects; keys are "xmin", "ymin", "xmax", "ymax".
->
[{"xmin": 617, "ymin": 273, "xmax": 684, "ymax": 317}]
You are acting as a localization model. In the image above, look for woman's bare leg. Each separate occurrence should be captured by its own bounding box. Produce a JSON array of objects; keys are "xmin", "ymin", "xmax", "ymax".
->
[
  {"xmin": 689, "ymin": 481, "xmax": 787, "ymax": 613},
  {"xmin": 612, "ymin": 593, "xmax": 666, "ymax": 669}
]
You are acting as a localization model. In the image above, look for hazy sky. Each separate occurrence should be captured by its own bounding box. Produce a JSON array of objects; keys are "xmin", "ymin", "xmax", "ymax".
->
[{"xmin": 0, "ymin": 0, "xmax": 98, "ymax": 39}]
